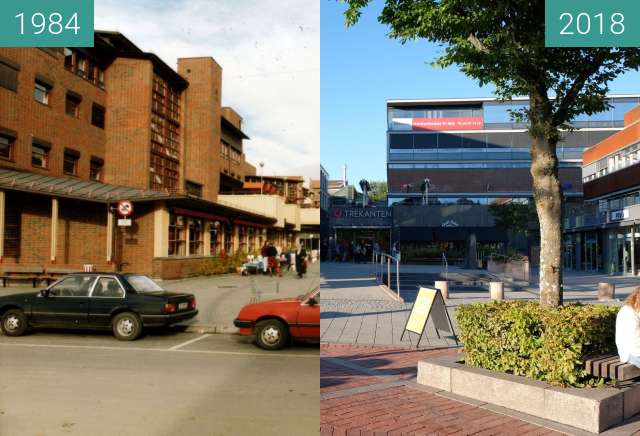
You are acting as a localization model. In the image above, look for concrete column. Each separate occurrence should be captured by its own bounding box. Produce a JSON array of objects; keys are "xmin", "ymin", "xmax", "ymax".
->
[
  {"xmin": 435, "ymin": 280, "xmax": 449, "ymax": 299},
  {"xmin": 106, "ymin": 209, "xmax": 114, "ymax": 262},
  {"xmin": 50, "ymin": 198, "xmax": 58, "ymax": 262},
  {"xmin": 466, "ymin": 232, "xmax": 477, "ymax": 269},
  {"xmin": 632, "ymin": 225, "xmax": 636, "ymax": 275},
  {"xmin": 203, "ymin": 221, "xmax": 211, "ymax": 256},
  {"xmin": 153, "ymin": 205, "xmax": 169, "ymax": 258},
  {"xmin": 0, "ymin": 190, "xmax": 4, "ymax": 262},
  {"xmin": 233, "ymin": 224, "xmax": 240, "ymax": 253},
  {"xmin": 598, "ymin": 282, "xmax": 616, "ymax": 301},
  {"xmin": 490, "ymin": 282, "xmax": 504, "ymax": 300},
  {"xmin": 185, "ymin": 218, "xmax": 191, "ymax": 256},
  {"xmin": 219, "ymin": 225, "xmax": 225, "ymax": 255}
]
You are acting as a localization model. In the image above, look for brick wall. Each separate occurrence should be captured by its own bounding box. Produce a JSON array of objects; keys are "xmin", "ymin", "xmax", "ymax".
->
[
  {"xmin": 104, "ymin": 58, "xmax": 153, "ymax": 189},
  {"xmin": 0, "ymin": 48, "xmax": 106, "ymax": 179},
  {"xmin": 115, "ymin": 202, "xmax": 156, "ymax": 275},
  {"xmin": 178, "ymin": 58, "xmax": 222, "ymax": 202}
]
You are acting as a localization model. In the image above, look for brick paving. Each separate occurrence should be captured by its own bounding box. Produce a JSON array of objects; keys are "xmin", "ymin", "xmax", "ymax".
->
[{"xmin": 320, "ymin": 344, "xmax": 564, "ymax": 436}]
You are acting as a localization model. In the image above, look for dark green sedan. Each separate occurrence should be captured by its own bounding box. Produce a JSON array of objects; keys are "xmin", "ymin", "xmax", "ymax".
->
[{"xmin": 0, "ymin": 273, "xmax": 197, "ymax": 340}]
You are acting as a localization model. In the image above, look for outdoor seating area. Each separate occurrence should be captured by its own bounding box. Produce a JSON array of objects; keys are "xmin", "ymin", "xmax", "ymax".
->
[
  {"xmin": 0, "ymin": 267, "xmax": 79, "ymax": 287},
  {"xmin": 585, "ymin": 354, "xmax": 640, "ymax": 386}
]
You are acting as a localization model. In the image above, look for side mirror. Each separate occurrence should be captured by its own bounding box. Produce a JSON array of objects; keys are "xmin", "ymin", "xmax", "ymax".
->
[
  {"xmin": 308, "ymin": 297, "xmax": 318, "ymax": 306},
  {"xmin": 39, "ymin": 289, "xmax": 49, "ymax": 297}
]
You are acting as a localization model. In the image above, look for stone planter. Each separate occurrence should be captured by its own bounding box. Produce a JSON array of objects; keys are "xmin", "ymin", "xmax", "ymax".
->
[
  {"xmin": 417, "ymin": 354, "xmax": 640, "ymax": 433},
  {"xmin": 487, "ymin": 257, "xmax": 530, "ymax": 283}
]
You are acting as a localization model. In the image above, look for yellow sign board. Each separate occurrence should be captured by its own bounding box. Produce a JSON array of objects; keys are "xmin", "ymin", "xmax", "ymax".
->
[{"xmin": 406, "ymin": 287, "xmax": 437, "ymax": 334}]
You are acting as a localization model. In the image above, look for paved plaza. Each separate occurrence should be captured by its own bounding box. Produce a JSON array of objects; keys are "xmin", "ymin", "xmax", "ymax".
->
[{"xmin": 321, "ymin": 261, "xmax": 634, "ymax": 347}]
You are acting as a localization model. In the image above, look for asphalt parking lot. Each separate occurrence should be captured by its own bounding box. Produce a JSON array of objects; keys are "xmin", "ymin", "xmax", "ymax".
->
[{"xmin": 0, "ymin": 329, "xmax": 319, "ymax": 436}]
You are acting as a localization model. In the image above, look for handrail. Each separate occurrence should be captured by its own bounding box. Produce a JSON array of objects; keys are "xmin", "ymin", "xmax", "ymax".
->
[
  {"xmin": 442, "ymin": 252, "xmax": 449, "ymax": 282},
  {"xmin": 373, "ymin": 252, "xmax": 401, "ymax": 300}
]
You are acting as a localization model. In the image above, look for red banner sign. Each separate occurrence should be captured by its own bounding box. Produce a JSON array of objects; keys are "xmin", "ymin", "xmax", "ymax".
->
[{"xmin": 412, "ymin": 117, "xmax": 484, "ymax": 131}]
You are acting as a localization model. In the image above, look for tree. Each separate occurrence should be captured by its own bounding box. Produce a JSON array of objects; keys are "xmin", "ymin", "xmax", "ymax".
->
[
  {"xmin": 368, "ymin": 181, "xmax": 388, "ymax": 202},
  {"xmin": 342, "ymin": 0, "xmax": 640, "ymax": 306},
  {"xmin": 488, "ymin": 201, "xmax": 537, "ymax": 252}
]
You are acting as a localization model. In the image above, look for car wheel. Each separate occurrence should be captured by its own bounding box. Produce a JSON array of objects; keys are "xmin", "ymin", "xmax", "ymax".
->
[
  {"xmin": 1, "ymin": 309, "xmax": 28, "ymax": 337},
  {"xmin": 112, "ymin": 312, "xmax": 142, "ymax": 341},
  {"xmin": 255, "ymin": 319, "xmax": 289, "ymax": 350}
]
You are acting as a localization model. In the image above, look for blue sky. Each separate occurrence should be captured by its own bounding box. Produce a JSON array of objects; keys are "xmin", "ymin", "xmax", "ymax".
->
[{"xmin": 320, "ymin": 0, "xmax": 640, "ymax": 184}]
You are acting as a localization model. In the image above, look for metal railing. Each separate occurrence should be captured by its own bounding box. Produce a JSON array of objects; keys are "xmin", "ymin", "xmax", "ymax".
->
[
  {"xmin": 442, "ymin": 252, "xmax": 449, "ymax": 282},
  {"xmin": 373, "ymin": 252, "xmax": 401, "ymax": 300}
]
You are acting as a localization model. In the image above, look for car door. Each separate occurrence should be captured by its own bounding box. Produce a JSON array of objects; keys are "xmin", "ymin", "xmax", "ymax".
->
[
  {"xmin": 295, "ymin": 290, "xmax": 320, "ymax": 339},
  {"xmin": 30, "ymin": 275, "xmax": 95, "ymax": 327},
  {"xmin": 88, "ymin": 276, "xmax": 126, "ymax": 328}
]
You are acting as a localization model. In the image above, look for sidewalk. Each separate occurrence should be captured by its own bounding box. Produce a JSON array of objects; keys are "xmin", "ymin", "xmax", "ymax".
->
[
  {"xmin": 0, "ymin": 262, "xmax": 321, "ymax": 333},
  {"xmin": 321, "ymin": 343, "xmax": 640, "ymax": 435}
]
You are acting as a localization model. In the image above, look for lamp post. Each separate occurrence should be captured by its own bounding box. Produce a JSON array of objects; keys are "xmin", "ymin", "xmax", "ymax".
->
[{"xmin": 259, "ymin": 161, "xmax": 265, "ymax": 195}]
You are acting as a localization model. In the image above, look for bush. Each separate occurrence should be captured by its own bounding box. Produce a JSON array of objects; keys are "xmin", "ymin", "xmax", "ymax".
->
[{"xmin": 456, "ymin": 301, "xmax": 618, "ymax": 387}]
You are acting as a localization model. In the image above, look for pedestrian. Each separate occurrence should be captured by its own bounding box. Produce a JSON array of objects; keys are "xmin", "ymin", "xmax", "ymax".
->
[
  {"xmin": 295, "ymin": 243, "xmax": 308, "ymax": 279},
  {"xmin": 266, "ymin": 242, "xmax": 278, "ymax": 277}
]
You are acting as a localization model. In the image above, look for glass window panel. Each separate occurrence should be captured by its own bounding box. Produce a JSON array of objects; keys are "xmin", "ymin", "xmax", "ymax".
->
[
  {"xmin": 438, "ymin": 133, "xmax": 463, "ymax": 148},
  {"xmin": 462, "ymin": 133, "xmax": 487, "ymax": 148},
  {"xmin": 486, "ymin": 132, "xmax": 513, "ymax": 148},
  {"xmin": 389, "ymin": 134, "xmax": 413, "ymax": 149},
  {"xmin": 414, "ymin": 133, "xmax": 438, "ymax": 148}
]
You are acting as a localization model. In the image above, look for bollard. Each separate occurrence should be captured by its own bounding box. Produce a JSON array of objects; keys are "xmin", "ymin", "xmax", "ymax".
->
[
  {"xmin": 490, "ymin": 282, "xmax": 504, "ymax": 301},
  {"xmin": 435, "ymin": 280, "xmax": 449, "ymax": 299},
  {"xmin": 598, "ymin": 282, "xmax": 615, "ymax": 301}
]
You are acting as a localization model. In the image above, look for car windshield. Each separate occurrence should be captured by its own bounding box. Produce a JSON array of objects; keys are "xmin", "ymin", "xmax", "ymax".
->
[{"xmin": 127, "ymin": 275, "xmax": 165, "ymax": 293}]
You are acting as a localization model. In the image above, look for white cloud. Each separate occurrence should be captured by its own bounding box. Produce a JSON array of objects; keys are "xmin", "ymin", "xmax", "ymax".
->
[{"xmin": 95, "ymin": 0, "xmax": 319, "ymax": 180}]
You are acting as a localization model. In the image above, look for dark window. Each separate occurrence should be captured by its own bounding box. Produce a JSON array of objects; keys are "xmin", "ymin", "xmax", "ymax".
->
[
  {"xmin": 31, "ymin": 142, "xmax": 49, "ymax": 168},
  {"xmin": 4, "ymin": 197, "xmax": 20, "ymax": 258},
  {"xmin": 0, "ymin": 134, "xmax": 14, "ymax": 160},
  {"xmin": 65, "ymin": 93, "xmax": 81, "ymax": 117},
  {"xmin": 438, "ymin": 133, "xmax": 463, "ymax": 148},
  {"xmin": 486, "ymin": 132, "xmax": 514, "ymax": 148},
  {"xmin": 90, "ymin": 158, "xmax": 103, "ymax": 181},
  {"xmin": 63, "ymin": 150, "xmax": 79, "ymax": 175},
  {"xmin": 168, "ymin": 214, "xmax": 186, "ymax": 256},
  {"xmin": 0, "ymin": 61, "xmax": 18, "ymax": 92},
  {"xmin": 186, "ymin": 181, "xmax": 203, "ymax": 197},
  {"xmin": 91, "ymin": 104, "xmax": 105, "ymax": 128},
  {"xmin": 389, "ymin": 134, "xmax": 413, "ymax": 149},
  {"xmin": 414, "ymin": 134, "xmax": 438, "ymax": 149},
  {"xmin": 462, "ymin": 133, "xmax": 488, "ymax": 149},
  {"xmin": 34, "ymin": 80, "xmax": 51, "ymax": 105},
  {"xmin": 189, "ymin": 219, "xmax": 204, "ymax": 255}
]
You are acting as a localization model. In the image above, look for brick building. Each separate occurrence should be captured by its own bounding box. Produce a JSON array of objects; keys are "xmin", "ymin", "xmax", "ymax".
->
[{"xmin": 0, "ymin": 31, "xmax": 317, "ymax": 279}]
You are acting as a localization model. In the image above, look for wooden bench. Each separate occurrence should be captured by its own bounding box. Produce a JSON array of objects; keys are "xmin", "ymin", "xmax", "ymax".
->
[
  {"xmin": 0, "ymin": 267, "xmax": 45, "ymax": 288},
  {"xmin": 41, "ymin": 268, "xmax": 80, "ymax": 285},
  {"xmin": 584, "ymin": 354, "xmax": 640, "ymax": 386}
]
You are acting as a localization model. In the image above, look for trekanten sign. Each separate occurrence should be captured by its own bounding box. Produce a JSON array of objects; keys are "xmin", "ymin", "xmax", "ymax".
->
[{"xmin": 330, "ymin": 207, "xmax": 393, "ymax": 228}]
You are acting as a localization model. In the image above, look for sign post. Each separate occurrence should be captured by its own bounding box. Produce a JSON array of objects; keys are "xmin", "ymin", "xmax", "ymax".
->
[{"xmin": 401, "ymin": 287, "xmax": 458, "ymax": 349}]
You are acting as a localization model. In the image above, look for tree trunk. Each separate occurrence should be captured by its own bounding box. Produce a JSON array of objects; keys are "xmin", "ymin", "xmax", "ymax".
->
[{"xmin": 529, "ymin": 90, "xmax": 563, "ymax": 307}]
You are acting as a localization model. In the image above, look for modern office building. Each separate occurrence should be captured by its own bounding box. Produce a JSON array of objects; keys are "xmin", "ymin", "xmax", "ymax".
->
[
  {"xmin": 565, "ymin": 105, "xmax": 640, "ymax": 274},
  {"xmin": 387, "ymin": 95, "xmax": 640, "ymax": 264},
  {"xmin": 0, "ymin": 32, "xmax": 318, "ymax": 279}
]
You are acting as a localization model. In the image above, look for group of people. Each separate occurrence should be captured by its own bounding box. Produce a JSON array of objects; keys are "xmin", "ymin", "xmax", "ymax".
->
[
  {"xmin": 260, "ymin": 242, "xmax": 308, "ymax": 279},
  {"xmin": 333, "ymin": 240, "xmax": 381, "ymax": 263}
]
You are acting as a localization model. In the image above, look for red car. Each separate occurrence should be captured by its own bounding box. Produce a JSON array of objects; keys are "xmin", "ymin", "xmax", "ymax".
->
[{"xmin": 234, "ymin": 288, "xmax": 319, "ymax": 350}]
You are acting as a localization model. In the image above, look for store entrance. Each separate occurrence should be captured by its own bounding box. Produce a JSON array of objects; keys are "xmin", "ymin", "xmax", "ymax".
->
[{"xmin": 333, "ymin": 228, "xmax": 391, "ymax": 262}]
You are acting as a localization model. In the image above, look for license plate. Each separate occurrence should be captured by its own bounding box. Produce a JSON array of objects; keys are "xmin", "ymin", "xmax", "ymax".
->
[{"xmin": 178, "ymin": 302, "xmax": 188, "ymax": 310}]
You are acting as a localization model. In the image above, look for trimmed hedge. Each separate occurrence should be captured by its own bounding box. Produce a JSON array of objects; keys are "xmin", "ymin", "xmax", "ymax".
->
[{"xmin": 456, "ymin": 301, "xmax": 618, "ymax": 387}]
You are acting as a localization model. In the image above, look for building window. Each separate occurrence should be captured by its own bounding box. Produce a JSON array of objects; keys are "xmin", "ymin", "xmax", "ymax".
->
[
  {"xmin": 186, "ymin": 181, "xmax": 203, "ymax": 198},
  {"xmin": 238, "ymin": 226, "xmax": 248, "ymax": 253},
  {"xmin": 0, "ymin": 134, "xmax": 14, "ymax": 160},
  {"xmin": 31, "ymin": 142, "xmax": 49, "ymax": 169},
  {"xmin": 209, "ymin": 222, "xmax": 222, "ymax": 256},
  {"xmin": 63, "ymin": 149, "xmax": 79, "ymax": 176},
  {"xmin": 221, "ymin": 141, "xmax": 230, "ymax": 159},
  {"xmin": 64, "ymin": 48, "xmax": 106, "ymax": 89},
  {"xmin": 34, "ymin": 80, "xmax": 51, "ymax": 105},
  {"xmin": 150, "ymin": 152, "xmax": 179, "ymax": 192},
  {"xmin": 224, "ymin": 225, "xmax": 233, "ymax": 255},
  {"xmin": 92, "ymin": 104, "xmax": 105, "ymax": 128},
  {"xmin": 0, "ymin": 61, "xmax": 18, "ymax": 92},
  {"xmin": 4, "ymin": 198, "xmax": 20, "ymax": 258},
  {"xmin": 168, "ymin": 214, "xmax": 186, "ymax": 256},
  {"xmin": 65, "ymin": 93, "xmax": 81, "ymax": 117},
  {"xmin": 90, "ymin": 157, "xmax": 103, "ymax": 181},
  {"xmin": 189, "ymin": 219, "xmax": 203, "ymax": 255}
]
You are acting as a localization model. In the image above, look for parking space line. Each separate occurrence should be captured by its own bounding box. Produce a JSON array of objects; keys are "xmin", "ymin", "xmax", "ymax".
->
[
  {"xmin": 0, "ymin": 342, "xmax": 318, "ymax": 358},
  {"xmin": 168, "ymin": 334, "xmax": 211, "ymax": 351}
]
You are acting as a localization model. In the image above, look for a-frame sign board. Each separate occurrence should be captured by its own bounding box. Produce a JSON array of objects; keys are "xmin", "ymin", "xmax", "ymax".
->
[{"xmin": 401, "ymin": 287, "xmax": 459, "ymax": 349}]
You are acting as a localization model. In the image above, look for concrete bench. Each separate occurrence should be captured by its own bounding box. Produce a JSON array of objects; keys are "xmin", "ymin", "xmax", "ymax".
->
[
  {"xmin": 584, "ymin": 354, "xmax": 640, "ymax": 385},
  {"xmin": 0, "ymin": 267, "xmax": 45, "ymax": 287}
]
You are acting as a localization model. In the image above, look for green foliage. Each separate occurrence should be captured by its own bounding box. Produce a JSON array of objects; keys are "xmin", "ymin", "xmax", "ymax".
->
[
  {"xmin": 368, "ymin": 181, "xmax": 388, "ymax": 202},
  {"xmin": 488, "ymin": 202, "xmax": 537, "ymax": 236},
  {"xmin": 457, "ymin": 301, "xmax": 618, "ymax": 387},
  {"xmin": 199, "ymin": 251, "xmax": 249, "ymax": 276}
]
